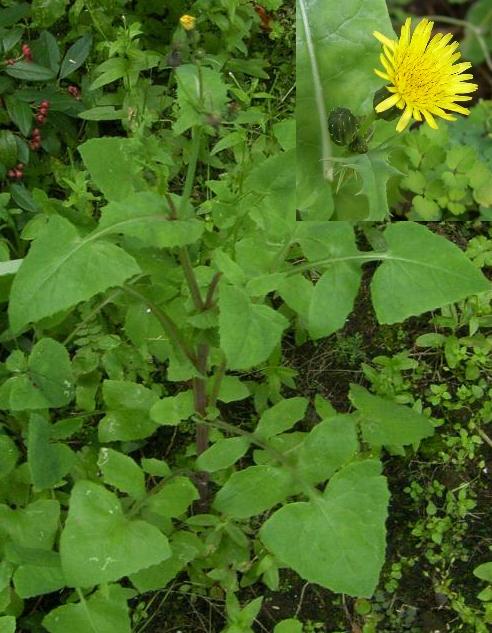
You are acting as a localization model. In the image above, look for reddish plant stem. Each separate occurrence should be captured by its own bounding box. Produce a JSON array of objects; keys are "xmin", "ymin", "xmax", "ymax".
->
[{"xmin": 204, "ymin": 271, "xmax": 222, "ymax": 310}]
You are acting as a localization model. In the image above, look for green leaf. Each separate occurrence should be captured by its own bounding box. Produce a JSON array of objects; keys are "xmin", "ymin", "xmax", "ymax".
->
[
  {"xmin": 34, "ymin": 31, "xmax": 61, "ymax": 72},
  {"xmin": 0, "ymin": 3, "xmax": 30, "ymax": 28},
  {"xmin": 141, "ymin": 458, "xmax": 170, "ymax": 478},
  {"xmin": 214, "ymin": 375, "xmax": 250, "ymax": 403},
  {"xmin": 0, "ymin": 499, "xmax": 60, "ymax": 550},
  {"xmin": 99, "ymin": 380, "xmax": 160, "ymax": 442},
  {"xmin": 273, "ymin": 119, "xmax": 295, "ymax": 151},
  {"xmin": 5, "ymin": 61, "xmax": 56, "ymax": 81},
  {"xmin": 174, "ymin": 64, "xmax": 228, "ymax": 134},
  {"xmin": 43, "ymin": 585, "xmax": 133, "ymax": 633},
  {"xmin": 98, "ymin": 192, "xmax": 204, "ymax": 248},
  {"xmin": 474, "ymin": 562, "xmax": 492, "ymax": 583},
  {"xmin": 213, "ymin": 465, "xmax": 294, "ymax": 519},
  {"xmin": 78, "ymin": 106, "xmax": 125, "ymax": 121},
  {"xmin": 412, "ymin": 195, "xmax": 441, "ymax": 220},
  {"xmin": 0, "ymin": 617, "xmax": 15, "ymax": 633},
  {"xmin": 371, "ymin": 223, "xmax": 491, "ymax": 324},
  {"xmin": 149, "ymin": 390, "xmax": 194, "ymax": 427},
  {"xmin": 219, "ymin": 284, "xmax": 288, "ymax": 371},
  {"xmin": 9, "ymin": 215, "xmax": 141, "ymax": 332},
  {"xmin": 0, "ymin": 130, "xmax": 18, "ymax": 168},
  {"xmin": 60, "ymin": 480, "xmax": 171, "ymax": 587},
  {"xmin": 281, "ymin": 222, "xmax": 361, "ymax": 338},
  {"xmin": 130, "ymin": 531, "xmax": 202, "ymax": 592},
  {"xmin": 196, "ymin": 437, "xmax": 250, "ymax": 472},
  {"xmin": 32, "ymin": 0, "xmax": 67, "ymax": 27},
  {"xmin": 274, "ymin": 620, "xmax": 303, "ymax": 633},
  {"xmin": 4, "ymin": 97, "xmax": 31, "ymax": 136},
  {"xmin": 244, "ymin": 150, "xmax": 296, "ymax": 240},
  {"xmin": 13, "ymin": 556, "xmax": 65, "ymax": 598},
  {"xmin": 28, "ymin": 415, "xmax": 75, "ymax": 489},
  {"xmin": 97, "ymin": 448, "xmax": 146, "ymax": 500},
  {"xmin": 28, "ymin": 338, "xmax": 73, "ymax": 406},
  {"xmin": 144, "ymin": 477, "xmax": 199, "ymax": 518},
  {"xmin": 273, "ymin": 618, "xmax": 303, "ymax": 633},
  {"xmin": 348, "ymin": 150, "xmax": 402, "ymax": 221},
  {"xmin": 0, "ymin": 435, "xmax": 19, "ymax": 478},
  {"xmin": 255, "ymin": 397, "xmax": 308, "ymax": 440},
  {"xmin": 78, "ymin": 137, "xmax": 145, "ymax": 201},
  {"xmin": 261, "ymin": 460, "xmax": 389, "ymax": 597},
  {"xmin": 59, "ymin": 34, "xmax": 92, "ymax": 79},
  {"xmin": 296, "ymin": 416, "xmax": 359, "ymax": 484},
  {"xmin": 349, "ymin": 384, "xmax": 434, "ymax": 448},
  {"xmin": 89, "ymin": 57, "xmax": 127, "ymax": 91},
  {"xmin": 0, "ymin": 338, "xmax": 74, "ymax": 410}
]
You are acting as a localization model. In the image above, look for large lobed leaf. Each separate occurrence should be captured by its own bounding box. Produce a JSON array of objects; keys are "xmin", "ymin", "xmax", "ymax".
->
[
  {"xmin": 60, "ymin": 481, "xmax": 171, "ymax": 587},
  {"xmin": 260, "ymin": 460, "xmax": 389, "ymax": 597},
  {"xmin": 9, "ymin": 191, "xmax": 205, "ymax": 332},
  {"xmin": 282, "ymin": 222, "xmax": 490, "ymax": 334},
  {"xmin": 372, "ymin": 222, "xmax": 491, "ymax": 323},
  {"xmin": 8, "ymin": 216, "xmax": 141, "ymax": 333}
]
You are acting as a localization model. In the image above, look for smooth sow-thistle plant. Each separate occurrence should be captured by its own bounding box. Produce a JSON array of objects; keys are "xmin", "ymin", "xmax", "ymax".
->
[{"xmin": 373, "ymin": 18, "xmax": 479, "ymax": 132}]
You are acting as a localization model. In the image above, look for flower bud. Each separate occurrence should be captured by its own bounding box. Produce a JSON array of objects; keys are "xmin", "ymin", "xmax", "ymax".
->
[
  {"xmin": 348, "ymin": 135, "xmax": 369, "ymax": 154},
  {"xmin": 327, "ymin": 107, "xmax": 359, "ymax": 146}
]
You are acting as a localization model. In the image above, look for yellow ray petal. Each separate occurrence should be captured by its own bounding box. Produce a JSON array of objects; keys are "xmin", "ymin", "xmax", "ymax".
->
[
  {"xmin": 374, "ymin": 69, "xmax": 390, "ymax": 80},
  {"xmin": 375, "ymin": 93, "xmax": 401, "ymax": 112},
  {"xmin": 422, "ymin": 110, "xmax": 438, "ymax": 129},
  {"xmin": 428, "ymin": 105, "xmax": 457, "ymax": 120},
  {"xmin": 396, "ymin": 105, "xmax": 414, "ymax": 132},
  {"xmin": 439, "ymin": 102, "xmax": 470, "ymax": 115},
  {"xmin": 373, "ymin": 31, "xmax": 396, "ymax": 50}
]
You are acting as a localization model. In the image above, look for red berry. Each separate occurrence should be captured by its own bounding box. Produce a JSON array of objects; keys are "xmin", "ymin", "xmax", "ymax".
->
[
  {"xmin": 14, "ymin": 169, "xmax": 23, "ymax": 179},
  {"xmin": 39, "ymin": 106, "xmax": 48, "ymax": 116},
  {"xmin": 68, "ymin": 85, "xmax": 81, "ymax": 99},
  {"xmin": 40, "ymin": 100, "xmax": 49, "ymax": 109},
  {"xmin": 29, "ymin": 141, "xmax": 40, "ymax": 150},
  {"xmin": 32, "ymin": 127, "xmax": 41, "ymax": 137},
  {"xmin": 35, "ymin": 113, "xmax": 45, "ymax": 124},
  {"xmin": 7, "ymin": 169, "xmax": 16, "ymax": 178}
]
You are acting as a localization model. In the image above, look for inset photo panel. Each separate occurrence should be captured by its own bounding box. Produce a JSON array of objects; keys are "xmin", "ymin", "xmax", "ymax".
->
[{"xmin": 297, "ymin": 0, "xmax": 486, "ymax": 221}]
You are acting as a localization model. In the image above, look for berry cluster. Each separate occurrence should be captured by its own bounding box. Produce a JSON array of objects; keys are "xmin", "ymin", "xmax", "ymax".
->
[
  {"xmin": 21, "ymin": 43, "xmax": 32, "ymax": 62},
  {"xmin": 30, "ymin": 127, "xmax": 42, "ymax": 151},
  {"xmin": 7, "ymin": 163, "xmax": 24, "ymax": 180},
  {"xmin": 35, "ymin": 99, "xmax": 50, "ymax": 125},
  {"xmin": 67, "ymin": 85, "xmax": 81, "ymax": 100},
  {"xmin": 5, "ymin": 58, "xmax": 15, "ymax": 66}
]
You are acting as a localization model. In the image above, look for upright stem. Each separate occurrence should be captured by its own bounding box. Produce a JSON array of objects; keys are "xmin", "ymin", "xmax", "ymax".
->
[
  {"xmin": 180, "ymin": 247, "xmax": 204, "ymax": 310},
  {"xmin": 180, "ymin": 126, "xmax": 202, "ymax": 213},
  {"xmin": 193, "ymin": 343, "xmax": 210, "ymax": 510}
]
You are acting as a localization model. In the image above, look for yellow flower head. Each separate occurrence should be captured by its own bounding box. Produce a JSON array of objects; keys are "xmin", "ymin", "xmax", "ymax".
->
[
  {"xmin": 373, "ymin": 18, "xmax": 478, "ymax": 132},
  {"xmin": 180, "ymin": 14, "xmax": 196, "ymax": 31}
]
